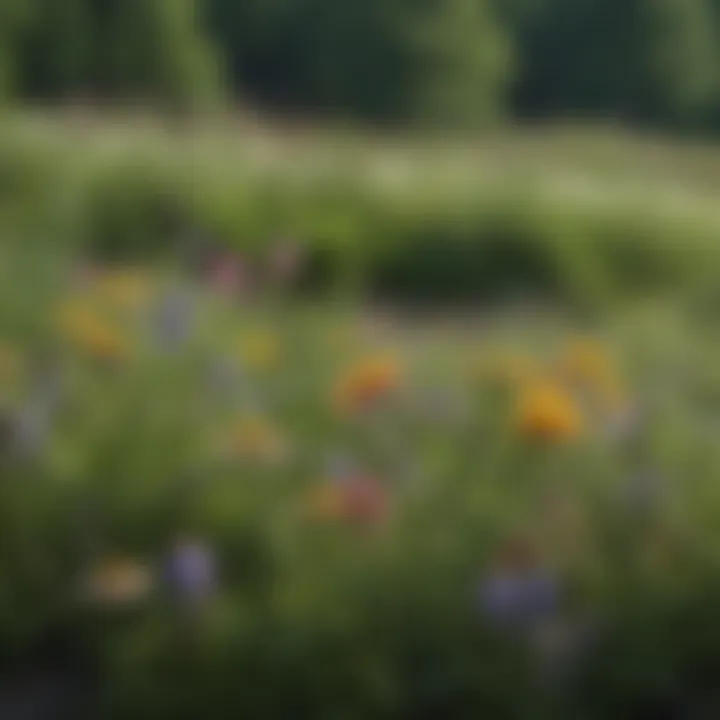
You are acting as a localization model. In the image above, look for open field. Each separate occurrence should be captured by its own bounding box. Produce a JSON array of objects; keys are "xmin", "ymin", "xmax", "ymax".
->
[
  {"xmin": 4, "ymin": 115, "xmax": 720, "ymax": 715},
  {"xmin": 0, "ymin": 244, "xmax": 719, "ymax": 716}
]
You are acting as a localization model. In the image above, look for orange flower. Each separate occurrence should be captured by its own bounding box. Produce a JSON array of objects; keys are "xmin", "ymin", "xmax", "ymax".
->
[
  {"xmin": 516, "ymin": 380, "xmax": 583, "ymax": 442},
  {"xmin": 333, "ymin": 354, "xmax": 402, "ymax": 414}
]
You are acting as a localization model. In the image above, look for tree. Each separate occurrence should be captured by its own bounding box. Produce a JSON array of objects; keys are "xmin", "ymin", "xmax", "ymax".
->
[
  {"xmin": 101, "ymin": 0, "xmax": 221, "ymax": 110},
  {"xmin": 0, "ymin": 0, "xmax": 35, "ymax": 100},
  {"xmin": 17, "ymin": 0, "xmax": 92, "ymax": 100},
  {"xmin": 13, "ymin": 0, "xmax": 222, "ymax": 110},
  {"xmin": 512, "ymin": 0, "xmax": 717, "ymax": 126},
  {"xmin": 206, "ymin": 0, "xmax": 512, "ymax": 125}
]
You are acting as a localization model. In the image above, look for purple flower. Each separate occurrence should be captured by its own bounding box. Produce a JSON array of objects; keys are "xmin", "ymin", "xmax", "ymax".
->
[
  {"xmin": 478, "ymin": 568, "xmax": 559, "ymax": 629},
  {"xmin": 165, "ymin": 538, "xmax": 218, "ymax": 605},
  {"xmin": 154, "ymin": 287, "xmax": 197, "ymax": 349}
]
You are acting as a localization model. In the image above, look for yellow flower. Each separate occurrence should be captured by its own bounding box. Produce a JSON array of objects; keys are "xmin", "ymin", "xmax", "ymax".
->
[
  {"xmin": 84, "ymin": 557, "xmax": 153, "ymax": 606},
  {"xmin": 57, "ymin": 301, "xmax": 129, "ymax": 362},
  {"xmin": 239, "ymin": 331, "xmax": 280, "ymax": 372},
  {"xmin": 333, "ymin": 353, "xmax": 402, "ymax": 414},
  {"xmin": 516, "ymin": 380, "xmax": 583, "ymax": 442}
]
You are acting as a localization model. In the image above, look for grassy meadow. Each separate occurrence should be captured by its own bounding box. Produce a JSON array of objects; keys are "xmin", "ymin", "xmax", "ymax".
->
[{"xmin": 2, "ymin": 115, "xmax": 720, "ymax": 716}]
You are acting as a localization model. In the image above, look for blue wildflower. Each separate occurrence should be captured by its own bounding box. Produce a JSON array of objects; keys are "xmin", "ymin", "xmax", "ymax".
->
[
  {"xmin": 154, "ymin": 286, "xmax": 197, "ymax": 349},
  {"xmin": 478, "ymin": 567, "xmax": 559, "ymax": 629},
  {"xmin": 165, "ymin": 536, "xmax": 218, "ymax": 607}
]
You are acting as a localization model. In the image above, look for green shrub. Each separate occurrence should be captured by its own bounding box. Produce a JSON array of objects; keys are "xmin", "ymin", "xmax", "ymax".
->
[{"xmin": 81, "ymin": 162, "xmax": 193, "ymax": 261}]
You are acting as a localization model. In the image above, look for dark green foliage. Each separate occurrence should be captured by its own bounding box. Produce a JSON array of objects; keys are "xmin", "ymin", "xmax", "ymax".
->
[
  {"xmin": 15, "ymin": 0, "xmax": 221, "ymax": 110},
  {"xmin": 82, "ymin": 163, "xmax": 192, "ymax": 261},
  {"xmin": 511, "ymin": 0, "xmax": 718, "ymax": 127},
  {"xmin": 206, "ymin": 0, "xmax": 511, "ymax": 125},
  {"xmin": 4, "ymin": 0, "xmax": 720, "ymax": 130}
]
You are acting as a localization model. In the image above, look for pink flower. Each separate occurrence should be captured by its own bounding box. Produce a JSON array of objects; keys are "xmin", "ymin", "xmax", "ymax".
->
[{"xmin": 208, "ymin": 253, "xmax": 251, "ymax": 298}]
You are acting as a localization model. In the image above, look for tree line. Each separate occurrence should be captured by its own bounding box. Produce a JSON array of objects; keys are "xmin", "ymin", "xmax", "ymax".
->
[{"xmin": 2, "ymin": 0, "xmax": 720, "ymax": 131}]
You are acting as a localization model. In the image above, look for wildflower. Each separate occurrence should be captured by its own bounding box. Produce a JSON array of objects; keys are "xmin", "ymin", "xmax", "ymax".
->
[
  {"xmin": 307, "ymin": 473, "xmax": 389, "ymax": 526},
  {"xmin": 479, "ymin": 568, "xmax": 558, "ymax": 629},
  {"xmin": 153, "ymin": 286, "xmax": 196, "ymax": 349},
  {"xmin": 164, "ymin": 535, "xmax": 218, "ymax": 609},
  {"xmin": 239, "ymin": 330, "xmax": 281, "ymax": 372},
  {"xmin": 516, "ymin": 380, "xmax": 582, "ymax": 442},
  {"xmin": 478, "ymin": 539, "xmax": 559, "ymax": 629},
  {"xmin": 56, "ymin": 302, "xmax": 129, "ymax": 363},
  {"xmin": 333, "ymin": 354, "xmax": 402, "ymax": 415},
  {"xmin": 207, "ymin": 252, "xmax": 251, "ymax": 299},
  {"xmin": 83, "ymin": 557, "xmax": 153, "ymax": 607}
]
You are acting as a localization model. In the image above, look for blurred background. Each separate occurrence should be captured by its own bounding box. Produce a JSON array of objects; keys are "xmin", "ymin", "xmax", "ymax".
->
[{"xmin": 3, "ymin": 1, "xmax": 720, "ymax": 719}]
